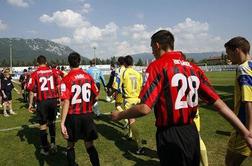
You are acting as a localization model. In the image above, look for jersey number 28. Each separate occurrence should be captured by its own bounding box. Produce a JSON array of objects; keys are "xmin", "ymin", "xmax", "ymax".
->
[{"xmin": 171, "ymin": 73, "xmax": 200, "ymax": 110}]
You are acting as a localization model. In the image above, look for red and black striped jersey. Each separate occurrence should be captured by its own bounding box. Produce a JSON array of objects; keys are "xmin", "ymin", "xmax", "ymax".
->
[
  {"xmin": 60, "ymin": 68, "xmax": 99, "ymax": 115},
  {"xmin": 139, "ymin": 51, "xmax": 219, "ymax": 127},
  {"xmin": 27, "ymin": 66, "xmax": 60, "ymax": 101}
]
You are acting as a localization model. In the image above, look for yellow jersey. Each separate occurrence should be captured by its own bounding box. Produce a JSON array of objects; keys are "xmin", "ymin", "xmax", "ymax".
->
[{"xmin": 121, "ymin": 67, "xmax": 143, "ymax": 99}]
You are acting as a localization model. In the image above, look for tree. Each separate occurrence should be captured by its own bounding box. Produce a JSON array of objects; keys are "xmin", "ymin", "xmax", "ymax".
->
[{"xmin": 136, "ymin": 59, "xmax": 144, "ymax": 66}]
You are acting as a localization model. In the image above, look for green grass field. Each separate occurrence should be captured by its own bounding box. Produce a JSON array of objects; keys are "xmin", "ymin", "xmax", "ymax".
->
[{"xmin": 0, "ymin": 71, "xmax": 252, "ymax": 166}]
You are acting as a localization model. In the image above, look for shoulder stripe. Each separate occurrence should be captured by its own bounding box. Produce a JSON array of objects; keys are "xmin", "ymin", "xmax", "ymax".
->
[
  {"xmin": 141, "ymin": 73, "xmax": 162, "ymax": 104},
  {"xmin": 238, "ymin": 74, "xmax": 252, "ymax": 86}
]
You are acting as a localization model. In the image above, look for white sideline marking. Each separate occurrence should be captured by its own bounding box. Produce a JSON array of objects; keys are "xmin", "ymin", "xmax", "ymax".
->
[{"xmin": 0, "ymin": 120, "xmax": 61, "ymax": 132}]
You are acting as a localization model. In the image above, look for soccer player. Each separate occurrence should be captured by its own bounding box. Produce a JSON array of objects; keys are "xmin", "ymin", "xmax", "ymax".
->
[
  {"xmin": 224, "ymin": 37, "xmax": 252, "ymax": 166},
  {"xmin": 1, "ymin": 68, "xmax": 20, "ymax": 117},
  {"xmin": 121, "ymin": 55, "xmax": 144, "ymax": 154},
  {"xmin": 19, "ymin": 69, "xmax": 29, "ymax": 102},
  {"xmin": 60, "ymin": 52, "xmax": 100, "ymax": 166},
  {"xmin": 111, "ymin": 30, "xmax": 252, "ymax": 166},
  {"xmin": 194, "ymin": 109, "xmax": 208, "ymax": 166},
  {"xmin": 86, "ymin": 59, "xmax": 106, "ymax": 117},
  {"xmin": 105, "ymin": 62, "xmax": 116, "ymax": 102},
  {"xmin": 27, "ymin": 55, "xmax": 59, "ymax": 155}
]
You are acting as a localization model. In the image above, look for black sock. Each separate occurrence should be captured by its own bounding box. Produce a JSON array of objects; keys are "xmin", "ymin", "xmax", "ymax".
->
[
  {"xmin": 39, "ymin": 130, "xmax": 49, "ymax": 151},
  {"xmin": 67, "ymin": 147, "xmax": 76, "ymax": 166},
  {"xmin": 87, "ymin": 146, "xmax": 100, "ymax": 166},
  {"xmin": 48, "ymin": 122, "xmax": 56, "ymax": 144}
]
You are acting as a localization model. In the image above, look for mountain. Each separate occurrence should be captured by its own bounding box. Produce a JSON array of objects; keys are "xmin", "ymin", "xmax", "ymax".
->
[
  {"xmin": 0, "ymin": 38, "xmax": 89, "ymax": 66},
  {"xmin": 132, "ymin": 51, "xmax": 224, "ymax": 63}
]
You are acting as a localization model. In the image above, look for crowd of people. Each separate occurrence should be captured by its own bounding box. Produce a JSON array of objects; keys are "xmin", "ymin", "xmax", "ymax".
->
[{"xmin": 0, "ymin": 30, "xmax": 252, "ymax": 166}]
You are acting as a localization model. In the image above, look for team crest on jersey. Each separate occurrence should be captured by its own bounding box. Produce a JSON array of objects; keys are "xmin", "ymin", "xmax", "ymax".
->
[{"xmin": 61, "ymin": 83, "xmax": 66, "ymax": 92}]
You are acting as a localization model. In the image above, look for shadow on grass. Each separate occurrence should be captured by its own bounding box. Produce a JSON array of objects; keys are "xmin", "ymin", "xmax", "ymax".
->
[
  {"xmin": 213, "ymin": 85, "xmax": 234, "ymax": 94},
  {"xmin": 16, "ymin": 125, "xmax": 68, "ymax": 166},
  {"xmin": 96, "ymin": 118, "xmax": 159, "ymax": 166},
  {"xmin": 16, "ymin": 98, "xmax": 29, "ymax": 109}
]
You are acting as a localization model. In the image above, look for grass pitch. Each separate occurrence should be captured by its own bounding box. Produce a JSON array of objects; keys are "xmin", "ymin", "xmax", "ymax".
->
[{"xmin": 0, "ymin": 71, "xmax": 252, "ymax": 166}]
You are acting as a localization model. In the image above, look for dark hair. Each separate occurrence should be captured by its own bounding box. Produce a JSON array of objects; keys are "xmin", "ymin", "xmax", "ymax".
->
[
  {"xmin": 23, "ymin": 69, "xmax": 27, "ymax": 72},
  {"xmin": 124, "ymin": 55, "xmax": 133, "ymax": 66},
  {"xmin": 224, "ymin": 36, "xmax": 250, "ymax": 54},
  {"xmin": 151, "ymin": 30, "xmax": 175, "ymax": 50},
  {"xmin": 68, "ymin": 52, "xmax": 81, "ymax": 68},
  {"xmin": 117, "ymin": 56, "xmax": 125, "ymax": 65},
  {"xmin": 90, "ymin": 59, "xmax": 96, "ymax": 65},
  {"xmin": 37, "ymin": 55, "xmax": 47, "ymax": 65}
]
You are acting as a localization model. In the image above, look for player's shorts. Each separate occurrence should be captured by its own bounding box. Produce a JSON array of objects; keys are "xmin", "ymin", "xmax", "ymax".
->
[
  {"xmin": 193, "ymin": 110, "xmax": 200, "ymax": 132},
  {"xmin": 124, "ymin": 98, "xmax": 140, "ymax": 110},
  {"xmin": 156, "ymin": 123, "xmax": 200, "ymax": 166},
  {"xmin": 227, "ymin": 130, "xmax": 252, "ymax": 157},
  {"xmin": 96, "ymin": 83, "xmax": 101, "ymax": 91},
  {"xmin": 2, "ymin": 91, "xmax": 12, "ymax": 102},
  {"xmin": 65, "ymin": 113, "xmax": 98, "ymax": 142},
  {"xmin": 115, "ymin": 93, "xmax": 123, "ymax": 104},
  {"xmin": 36, "ymin": 98, "xmax": 57, "ymax": 125}
]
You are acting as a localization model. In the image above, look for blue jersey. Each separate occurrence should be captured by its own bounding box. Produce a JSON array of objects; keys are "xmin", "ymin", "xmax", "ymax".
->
[{"xmin": 86, "ymin": 66, "xmax": 106, "ymax": 87}]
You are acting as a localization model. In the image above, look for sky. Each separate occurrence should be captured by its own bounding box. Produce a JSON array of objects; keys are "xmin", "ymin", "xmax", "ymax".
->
[{"xmin": 0, "ymin": 0, "xmax": 252, "ymax": 59}]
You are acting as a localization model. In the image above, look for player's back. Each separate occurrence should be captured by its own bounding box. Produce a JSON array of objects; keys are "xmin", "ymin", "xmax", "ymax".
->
[
  {"xmin": 87, "ymin": 66, "xmax": 100, "ymax": 83},
  {"xmin": 62, "ymin": 68, "xmax": 98, "ymax": 115},
  {"xmin": 122, "ymin": 67, "xmax": 142, "ymax": 99},
  {"xmin": 28, "ymin": 66, "xmax": 59, "ymax": 101},
  {"xmin": 140, "ymin": 51, "xmax": 219, "ymax": 127}
]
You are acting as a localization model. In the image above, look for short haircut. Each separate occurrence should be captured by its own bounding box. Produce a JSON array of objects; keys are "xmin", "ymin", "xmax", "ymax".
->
[
  {"xmin": 37, "ymin": 55, "xmax": 47, "ymax": 65},
  {"xmin": 151, "ymin": 30, "xmax": 175, "ymax": 50},
  {"xmin": 68, "ymin": 52, "xmax": 81, "ymax": 68},
  {"xmin": 224, "ymin": 36, "xmax": 250, "ymax": 54},
  {"xmin": 90, "ymin": 59, "xmax": 96, "ymax": 65},
  {"xmin": 117, "ymin": 56, "xmax": 125, "ymax": 65},
  {"xmin": 124, "ymin": 55, "xmax": 133, "ymax": 66}
]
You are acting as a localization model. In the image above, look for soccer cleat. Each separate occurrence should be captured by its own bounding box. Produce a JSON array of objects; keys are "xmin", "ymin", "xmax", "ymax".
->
[
  {"xmin": 40, "ymin": 149, "xmax": 49, "ymax": 156},
  {"xmin": 3, "ymin": 112, "xmax": 9, "ymax": 117},
  {"xmin": 9, "ymin": 110, "xmax": 17, "ymax": 115},
  {"xmin": 50, "ymin": 143, "xmax": 57, "ymax": 153},
  {"xmin": 136, "ymin": 147, "xmax": 145, "ymax": 155},
  {"xmin": 106, "ymin": 96, "xmax": 111, "ymax": 102}
]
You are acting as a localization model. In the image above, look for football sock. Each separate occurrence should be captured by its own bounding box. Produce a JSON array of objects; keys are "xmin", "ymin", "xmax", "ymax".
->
[
  {"xmin": 130, "ymin": 123, "xmax": 141, "ymax": 148},
  {"xmin": 67, "ymin": 147, "xmax": 76, "ymax": 166},
  {"xmin": 200, "ymin": 137, "xmax": 208, "ymax": 166},
  {"xmin": 40, "ymin": 129, "xmax": 49, "ymax": 151},
  {"xmin": 87, "ymin": 146, "xmax": 100, "ymax": 166},
  {"xmin": 48, "ymin": 122, "xmax": 56, "ymax": 144}
]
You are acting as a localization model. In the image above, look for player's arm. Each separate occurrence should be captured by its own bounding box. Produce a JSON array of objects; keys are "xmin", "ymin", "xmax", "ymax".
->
[
  {"xmin": 61, "ymin": 99, "xmax": 70, "ymax": 139},
  {"xmin": 213, "ymin": 99, "xmax": 252, "ymax": 148},
  {"xmin": 28, "ymin": 91, "xmax": 34, "ymax": 112},
  {"xmin": 111, "ymin": 103, "xmax": 151, "ymax": 121},
  {"xmin": 245, "ymin": 102, "xmax": 252, "ymax": 131}
]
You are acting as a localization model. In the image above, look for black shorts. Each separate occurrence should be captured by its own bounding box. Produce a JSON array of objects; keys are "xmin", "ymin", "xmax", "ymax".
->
[
  {"xmin": 96, "ymin": 83, "xmax": 101, "ymax": 91},
  {"xmin": 65, "ymin": 113, "xmax": 98, "ymax": 142},
  {"xmin": 37, "ymin": 98, "xmax": 57, "ymax": 125},
  {"xmin": 2, "ymin": 91, "xmax": 12, "ymax": 102},
  {"xmin": 156, "ymin": 123, "xmax": 200, "ymax": 166}
]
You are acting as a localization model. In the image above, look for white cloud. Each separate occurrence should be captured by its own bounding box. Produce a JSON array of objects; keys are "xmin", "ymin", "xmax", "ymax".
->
[
  {"xmin": 39, "ymin": 9, "xmax": 89, "ymax": 28},
  {"xmin": 81, "ymin": 3, "xmax": 92, "ymax": 14},
  {"xmin": 52, "ymin": 37, "xmax": 72, "ymax": 45},
  {"xmin": 7, "ymin": 0, "xmax": 29, "ymax": 8},
  {"xmin": 40, "ymin": 10, "xmax": 224, "ymax": 58},
  {"xmin": 0, "ymin": 20, "xmax": 8, "ymax": 32},
  {"xmin": 168, "ymin": 17, "xmax": 224, "ymax": 52}
]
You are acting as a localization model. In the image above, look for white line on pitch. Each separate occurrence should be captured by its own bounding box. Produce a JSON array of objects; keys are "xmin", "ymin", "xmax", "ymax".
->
[{"xmin": 0, "ymin": 120, "xmax": 61, "ymax": 132}]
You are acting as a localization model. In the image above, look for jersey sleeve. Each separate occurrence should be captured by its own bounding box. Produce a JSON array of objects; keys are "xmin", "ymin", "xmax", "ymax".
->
[
  {"xmin": 139, "ymin": 63, "xmax": 163, "ymax": 109},
  {"xmin": 237, "ymin": 66, "xmax": 252, "ymax": 102},
  {"xmin": 60, "ymin": 78, "xmax": 71, "ymax": 100},
  {"xmin": 197, "ymin": 67, "xmax": 220, "ymax": 104}
]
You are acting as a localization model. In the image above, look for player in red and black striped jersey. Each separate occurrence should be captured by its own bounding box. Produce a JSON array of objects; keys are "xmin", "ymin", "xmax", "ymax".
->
[
  {"xmin": 27, "ymin": 55, "xmax": 60, "ymax": 156},
  {"xmin": 61, "ymin": 52, "xmax": 100, "ymax": 166},
  {"xmin": 112, "ymin": 30, "xmax": 252, "ymax": 166}
]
